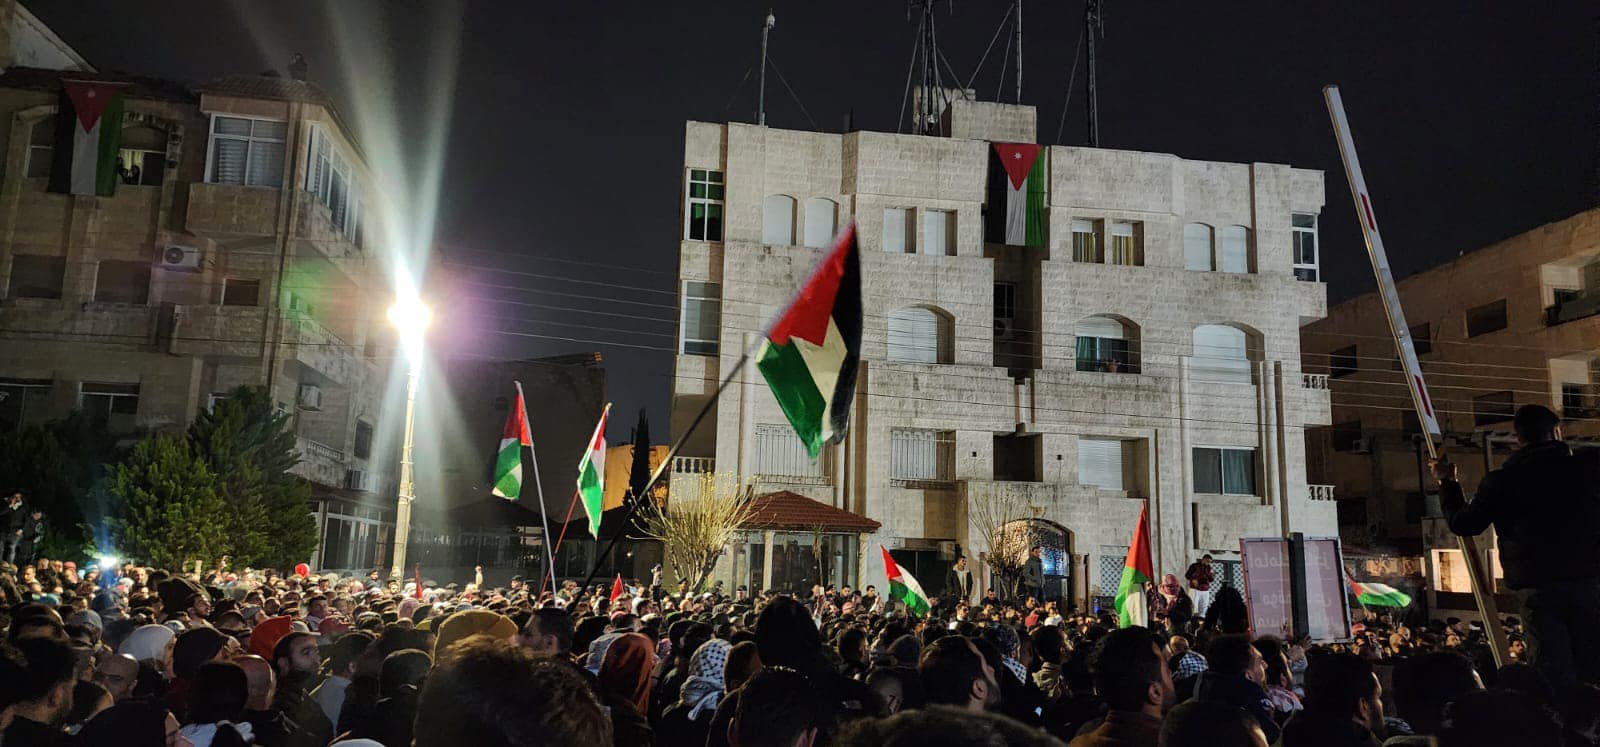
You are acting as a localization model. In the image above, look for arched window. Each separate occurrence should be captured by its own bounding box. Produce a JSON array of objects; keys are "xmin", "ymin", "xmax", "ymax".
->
[
  {"xmin": 1075, "ymin": 316, "xmax": 1139, "ymax": 374},
  {"xmin": 1183, "ymin": 223, "xmax": 1213, "ymax": 271},
  {"xmin": 762, "ymin": 194, "xmax": 797, "ymax": 246},
  {"xmin": 26, "ymin": 115, "xmax": 55, "ymax": 179},
  {"xmin": 1219, "ymin": 225, "xmax": 1250, "ymax": 273},
  {"xmin": 803, "ymin": 198, "xmax": 838, "ymax": 248},
  {"xmin": 1192, "ymin": 324, "xmax": 1257, "ymax": 384},
  {"xmin": 887, "ymin": 306, "xmax": 951, "ymax": 364},
  {"xmin": 118, "ymin": 125, "xmax": 166, "ymax": 186}
]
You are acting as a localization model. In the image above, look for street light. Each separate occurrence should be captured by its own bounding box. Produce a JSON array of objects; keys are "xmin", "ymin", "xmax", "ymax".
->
[{"xmin": 387, "ymin": 296, "xmax": 431, "ymax": 582}]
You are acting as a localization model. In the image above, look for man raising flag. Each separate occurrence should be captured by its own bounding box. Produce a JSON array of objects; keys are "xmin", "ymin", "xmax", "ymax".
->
[
  {"xmin": 1114, "ymin": 503, "xmax": 1153, "ymax": 628},
  {"xmin": 881, "ymin": 546, "xmax": 930, "ymax": 617}
]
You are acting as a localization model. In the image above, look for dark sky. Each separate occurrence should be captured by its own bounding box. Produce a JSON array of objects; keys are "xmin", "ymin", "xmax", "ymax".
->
[{"xmin": 36, "ymin": 1, "xmax": 1597, "ymax": 439}]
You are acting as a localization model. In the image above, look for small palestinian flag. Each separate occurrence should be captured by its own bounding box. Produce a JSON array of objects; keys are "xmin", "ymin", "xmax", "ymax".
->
[
  {"xmin": 609, "ymin": 573, "xmax": 625, "ymax": 603},
  {"xmin": 757, "ymin": 223, "xmax": 862, "ymax": 458},
  {"xmin": 881, "ymin": 546, "xmax": 931, "ymax": 617},
  {"xmin": 1349, "ymin": 575, "xmax": 1412, "ymax": 608},
  {"xmin": 491, "ymin": 383, "xmax": 533, "ymax": 500},
  {"xmin": 576, "ymin": 403, "xmax": 611, "ymax": 538},
  {"xmin": 1114, "ymin": 503, "xmax": 1153, "ymax": 628},
  {"xmin": 985, "ymin": 142, "xmax": 1046, "ymax": 247},
  {"xmin": 49, "ymin": 81, "xmax": 126, "ymax": 197}
]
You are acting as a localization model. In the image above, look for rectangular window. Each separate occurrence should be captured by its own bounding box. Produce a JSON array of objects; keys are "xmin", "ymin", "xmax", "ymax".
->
[
  {"xmin": 680, "ymin": 281, "xmax": 721, "ymax": 356},
  {"xmin": 753, "ymin": 423, "xmax": 823, "ymax": 478},
  {"xmin": 1078, "ymin": 438, "xmax": 1125, "ymax": 490},
  {"xmin": 207, "ymin": 115, "xmax": 286, "ymax": 187},
  {"xmin": 81, "ymin": 382, "xmax": 139, "ymax": 422},
  {"xmin": 921, "ymin": 209, "xmax": 955, "ymax": 256},
  {"xmin": 6, "ymin": 254, "xmax": 65, "ymax": 299},
  {"xmin": 890, "ymin": 428, "xmax": 953, "ymax": 484},
  {"xmin": 1555, "ymin": 288, "xmax": 1582, "ymax": 306},
  {"xmin": 883, "ymin": 207, "xmax": 914, "ymax": 253},
  {"xmin": 1473, "ymin": 391, "xmax": 1515, "ymax": 426},
  {"xmin": 1330, "ymin": 421, "xmax": 1363, "ymax": 452},
  {"xmin": 1410, "ymin": 323, "xmax": 1432, "ymax": 355},
  {"xmin": 1183, "ymin": 224, "xmax": 1214, "ymax": 271},
  {"xmin": 1292, "ymin": 213, "xmax": 1318, "ymax": 281},
  {"xmin": 1108, "ymin": 221, "xmax": 1140, "ymax": 266},
  {"xmin": 353, "ymin": 420, "xmax": 374, "ymax": 460},
  {"xmin": 1562, "ymin": 384, "xmax": 1594, "ymax": 419},
  {"xmin": 1433, "ymin": 549, "xmax": 1472, "ymax": 593},
  {"xmin": 1465, "ymin": 299, "xmax": 1507, "ymax": 337},
  {"xmin": 222, "ymin": 278, "xmax": 262, "ymax": 307},
  {"xmin": 94, "ymin": 260, "xmax": 151, "ymax": 305},
  {"xmin": 1219, "ymin": 226, "xmax": 1250, "ymax": 274},
  {"xmin": 1330, "ymin": 345, "xmax": 1358, "ymax": 378},
  {"xmin": 0, "ymin": 378, "xmax": 50, "ymax": 433},
  {"xmin": 1075, "ymin": 336, "xmax": 1134, "ymax": 373},
  {"xmin": 25, "ymin": 115, "xmax": 55, "ymax": 179},
  {"xmin": 1071, "ymin": 219, "xmax": 1101, "ymax": 263},
  {"xmin": 685, "ymin": 169, "xmax": 724, "ymax": 241},
  {"xmin": 993, "ymin": 283, "xmax": 1016, "ymax": 321},
  {"xmin": 1192, "ymin": 447, "xmax": 1257, "ymax": 496}
]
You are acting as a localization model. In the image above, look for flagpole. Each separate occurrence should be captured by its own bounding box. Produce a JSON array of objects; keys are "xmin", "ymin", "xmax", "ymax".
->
[
  {"xmin": 540, "ymin": 489, "xmax": 582, "ymax": 600},
  {"xmin": 518, "ymin": 382, "xmax": 561, "ymax": 599},
  {"xmin": 578, "ymin": 352, "xmax": 753, "ymax": 590}
]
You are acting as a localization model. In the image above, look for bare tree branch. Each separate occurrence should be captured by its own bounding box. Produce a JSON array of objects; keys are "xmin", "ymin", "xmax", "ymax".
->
[{"xmin": 640, "ymin": 472, "xmax": 759, "ymax": 593}]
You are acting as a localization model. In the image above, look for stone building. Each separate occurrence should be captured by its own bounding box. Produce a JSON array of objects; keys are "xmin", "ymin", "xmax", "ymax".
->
[
  {"xmin": 0, "ymin": 20, "xmax": 397, "ymax": 571},
  {"xmin": 669, "ymin": 96, "xmax": 1336, "ymax": 608},
  {"xmin": 1303, "ymin": 207, "xmax": 1600, "ymax": 618}
]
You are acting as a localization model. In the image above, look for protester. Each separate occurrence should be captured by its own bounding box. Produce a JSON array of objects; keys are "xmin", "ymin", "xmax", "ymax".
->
[
  {"xmin": 729, "ymin": 668, "xmax": 821, "ymax": 747},
  {"xmin": 1192, "ymin": 634, "xmax": 1279, "ymax": 743},
  {"xmin": 920, "ymin": 635, "xmax": 1000, "ymax": 712},
  {"xmin": 598, "ymin": 631, "xmax": 656, "ymax": 745},
  {"xmin": 1070, "ymin": 626, "xmax": 1173, "ymax": 747},
  {"xmin": 414, "ymin": 636, "xmax": 608, "ymax": 747},
  {"xmin": 1158, "ymin": 699, "xmax": 1269, "ymax": 747},
  {"xmin": 180, "ymin": 661, "xmax": 253, "ymax": 747},
  {"xmin": 660, "ymin": 638, "xmax": 731, "ymax": 746},
  {"xmin": 1279, "ymin": 653, "xmax": 1384, "ymax": 747},
  {"xmin": 76, "ymin": 701, "xmax": 188, "ymax": 747},
  {"xmin": 7, "ymin": 637, "xmax": 77, "ymax": 746}
]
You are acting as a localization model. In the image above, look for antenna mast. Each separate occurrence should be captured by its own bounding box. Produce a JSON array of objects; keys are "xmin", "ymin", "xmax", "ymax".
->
[
  {"xmin": 758, "ymin": 10, "xmax": 775, "ymax": 125},
  {"xmin": 906, "ymin": 0, "xmax": 948, "ymax": 136},
  {"xmin": 1014, "ymin": 0, "xmax": 1023, "ymax": 103},
  {"xmin": 1084, "ymin": 0, "xmax": 1103, "ymax": 146}
]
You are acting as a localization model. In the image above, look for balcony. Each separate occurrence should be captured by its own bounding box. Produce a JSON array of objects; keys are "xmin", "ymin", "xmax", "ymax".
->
[
  {"xmin": 168, "ymin": 305, "xmax": 269, "ymax": 358},
  {"xmin": 673, "ymin": 456, "xmax": 715, "ymax": 475},
  {"xmin": 294, "ymin": 436, "xmax": 345, "ymax": 486},
  {"xmin": 1546, "ymin": 294, "xmax": 1600, "ymax": 326},
  {"xmin": 1309, "ymin": 484, "xmax": 1336, "ymax": 501},
  {"xmin": 185, "ymin": 182, "xmax": 281, "ymax": 237},
  {"xmin": 283, "ymin": 315, "xmax": 359, "ymax": 386},
  {"xmin": 1302, "ymin": 373, "xmax": 1329, "ymax": 390}
]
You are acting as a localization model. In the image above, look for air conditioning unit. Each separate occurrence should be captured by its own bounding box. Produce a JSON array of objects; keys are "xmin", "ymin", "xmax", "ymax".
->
[
  {"xmin": 159, "ymin": 245, "xmax": 203, "ymax": 272},
  {"xmin": 297, "ymin": 384, "xmax": 323, "ymax": 412},
  {"xmin": 993, "ymin": 318, "xmax": 1016, "ymax": 341},
  {"xmin": 1351, "ymin": 437, "xmax": 1373, "ymax": 454},
  {"xmin": 344, "ymin": 469, "xmax": 370, "ymax": 491}
]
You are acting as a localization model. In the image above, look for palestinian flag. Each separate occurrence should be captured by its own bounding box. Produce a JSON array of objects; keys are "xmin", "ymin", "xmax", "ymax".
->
[
  {"xmin": 881, "ymin": 546, "xmax": 931, "ymax": 617},
  {"xmin": 609, "ymin": 573, "xmax": 625, "ymax": 603},
  {"xmin": 1349, "ymin": 575, "xmax": 1412, "ymax": 608},
  {"xmin": 49, "ymin": 81, "xmax": 125, "ymax": 197},
  {"xmin": 576, "ymin": 403, "xmax": 611, "ymax": 538},
  {"xmin": 491, "ymin": 383, "xmax": 533, "ymax": 500},
  {"xmin": 1113, "ymin": 503, "xmax": 1153, "ymax": 628},
  {"xmin": 757, "ymin": 223, "xmax": 862, "ymax": 458},
  {"xmin": 985, "ymin": 142, "xmax": 1046, "ymax": 247}
]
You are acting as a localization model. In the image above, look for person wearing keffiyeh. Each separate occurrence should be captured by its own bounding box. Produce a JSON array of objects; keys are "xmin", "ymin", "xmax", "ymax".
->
[{"xmin": 658, "ymin": 639, "xmax": 732, "ymax": 747}]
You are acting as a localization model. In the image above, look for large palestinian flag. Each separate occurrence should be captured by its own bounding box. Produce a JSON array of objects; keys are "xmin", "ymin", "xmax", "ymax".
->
[
  {"xmin": 757, "ymin": 223, "xmax": 862, "ymax": 458},
  {"xmin": 986, "ymin": 142, "xmax": 1046, "ymax": 247},
  {"xmin": 1113, "ymin": 502, "xmax": 1153, "ymax": 628},
  {"xmin": 1348, "ymin": 573, "xmax": 1412, "ymax": 608},
  {"xmin": 881, "ymin": 546, "xmax": 931, "ymax": 617},
  {"xmin": 491, "ymin": 383, "xmax": 533, "ymax": 500},
  {"xmin": 49, "ymin": 81, "xmax": 125, "ymax": 197},
  {"xmin": 576, "ymin": 404, "xmax": 611, "ymax": 538}
]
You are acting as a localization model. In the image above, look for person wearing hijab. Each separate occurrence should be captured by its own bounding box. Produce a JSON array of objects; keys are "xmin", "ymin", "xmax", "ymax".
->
[
  {"xmin": 659, "ymin": 638, "xmax": 731, "ymax": 747},
  {"xmin": 1153, "ymin": 573, "xmax": 1194, "ymax": 628},
  {"xmin": 431, "ymin": 609, "xmax": 517, "ymax": 658},
  {"xmin": 597, "ymin": 632, "xmax": 655, "ymax": 746},
  {"xmin": 119, "ymin": 623, "xmax": 178, "ymax": 700},
  {"xmin": 585, "ymin": 632, "xmax": 623, "ymax": 676},
  {"xmin": 169, "ymin": 627, "xmax": 236, "ymax": 720}
]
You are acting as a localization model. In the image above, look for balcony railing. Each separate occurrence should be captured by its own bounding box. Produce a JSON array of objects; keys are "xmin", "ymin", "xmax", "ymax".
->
[
  {"xmin": 1309, "ymin": 484, "xmax": 1336, "ymax": 501},
  {"xmin": 1302, "ymin": 373, "xmax": 1329, "ymax": 390},
  {"xmin": 673, "ymin": 456, "xmax": 715, "ymax": 474},
  {"xmin": 1545, "ymin": 294, "xmax": 1600, "ymax": 326},
  {"xmin": 301, "ymin": 437, "xmax": 343, "ymax": 463}
]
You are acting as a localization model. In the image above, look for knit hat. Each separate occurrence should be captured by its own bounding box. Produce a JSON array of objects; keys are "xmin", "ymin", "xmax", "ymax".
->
[
  {"xmin": 173, "ymin": 627, "xmax": 230, "ymax": 678},
  {"xmin": 250, "ymin": 616, "xmax": 295, "ymax": 661},
  {"xmin": 70, "ymin": 609, "xmax": 103, "ymax": 632},
  {"xmin": 432, "ymin": 609, "xmax": 517, "ymax": 657}
]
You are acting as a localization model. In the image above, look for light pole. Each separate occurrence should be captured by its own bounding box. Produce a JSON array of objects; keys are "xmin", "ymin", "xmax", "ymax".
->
[{"xmin": 387, "ymin": 297, "xmax": 431, "ymax": 582}]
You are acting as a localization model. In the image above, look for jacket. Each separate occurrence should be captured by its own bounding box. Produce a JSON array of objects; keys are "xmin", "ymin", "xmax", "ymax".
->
[
  {"xmin": 1279, "ymin": 709, "xmax": 1382, "ymax": 747},
  {"xmin": 1441, "ymin": 440, "xmax": 1600, "ymax": 589},
  {"xmin": 945, "ymin": 567, "xmax": 975, "ymax": 603},
  {"xmin": 1193, "ymin": 671, "xmax": 1280, "ymax": 744},
  {"xmin": 1066, "ymin": 711, "xmax": 1164, "ymax": 747},
  {"xmin": 1023, "ymin": 557, "xmax": 1045, "ymax": 590}
]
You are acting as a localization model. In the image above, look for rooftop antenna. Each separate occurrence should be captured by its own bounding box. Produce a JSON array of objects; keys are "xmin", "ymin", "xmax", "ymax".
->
[
  {"xmin": 758, "ymin": 10, "xmax": 776, "ymax": 125},
  {"xmin": 1014, "ymin": 1, "xmax": 1023, "ymax": 103},
  {"xmin": 1084, "ymin": 0, "xmax": 1104, "ymax": 146}
]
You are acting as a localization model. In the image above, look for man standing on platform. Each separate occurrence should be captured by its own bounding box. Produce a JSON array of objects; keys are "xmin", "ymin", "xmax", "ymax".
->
[
  {"xmin": 944, "ymin": 556, "xmax": 975, "ymax": 612},
  {"xmin": 1187, "ymin": 554, "xmax": 1216, "ymax": 616}
]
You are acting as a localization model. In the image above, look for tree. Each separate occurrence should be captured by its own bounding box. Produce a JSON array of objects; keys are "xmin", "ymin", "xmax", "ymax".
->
[
  {"xmin": 968, "ymin": 486, "xmax": 1033, "ymax": 601},
  {"xmin": 188, "ymin": 386, "xmax": 317, "ymax": 569},
  {"xmin": 0, "ymin": 412, "xmax": 123, "ymax": 561},
  {"xmin": 640, "ymin": 472, "xmax": 758, "ymax": 592},
  {"xmin": 107, "ymin": 433, "xmax": 230, "ymax": 569},
  {"xmin": 624, "ymin": 409, "xmax": 652, "ymax": 539}
]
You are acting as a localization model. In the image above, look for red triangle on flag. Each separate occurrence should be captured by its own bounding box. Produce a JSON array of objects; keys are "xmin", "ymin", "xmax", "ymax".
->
[
  {"xmin": 609, "ymin": 573, "xmax": 624, "ymax": 602},
  {"xmin": 502, "ymin": 384, "xmax": 533, "ymax": 446},
  {"xmin": 767, "ymin": 224, "xmax": 855, "ymax": 347},
  {"xmin": 63, "ymin": 81, "xmax": 122, "ymax": 133},
  {"xmin": 993, "ymin": 142, "xmax": 1043, "ymax": 191}
]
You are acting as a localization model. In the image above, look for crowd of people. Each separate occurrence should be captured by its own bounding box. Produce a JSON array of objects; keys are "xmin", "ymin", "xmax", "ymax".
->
[{"xmin": 0, "ymin": 549, "xmax": 1592, "ymax": 747}]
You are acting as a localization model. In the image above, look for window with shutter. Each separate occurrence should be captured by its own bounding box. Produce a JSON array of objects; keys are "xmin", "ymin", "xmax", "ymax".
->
[
  {"xmin": 804, "ymin": 198, "xmax": 838, "ymax": 248},
  {"xmin": 762, "ymin": 195, "xmax": 796, "ymax": 246},
  {"xmin": 883, "ymin": 207, "xmax": 914, "ymax": 253},
  {"xmin": 1219, "ymin": 226, "xmax": 1250, "ymax": 273},
  {"xmin": 1078, "ymin": 438, "xmax": 1124, "ymax": 490},
  {"xmin": 754, "ymin": 423, "xmax": 822, "ymax": 478},
  {"xmin": 922, "ymin": 209, "xmax": 955, "ymax": 256},
  {"xmin": 1071, "ymin": 219, "xmax": 1101, "ymax": 263},
  {"xmin": 890, "ymin": 429, "xmax": 952, "ymax": 483},
  {"xmin": 887, "ymin": 307, "xmax": 946, "ymax": 363},
  {"xmin": 208, "ymin": 115, "xmax": 285, "ymax": 187},
  {"xmin": 1184, "ymin": 223, "xmax": 1214, "ymax": 271},
  {"xmin": 25, "ymin": 115, "xmax": 55, "ymax": 178},
  {"xmin": 1108, "ymin": 221, "xmax": 1140, "ymax": 266},
  {"xmin": 1192, "ymin": 325, "xmax": 1252, "ymax": 384}
]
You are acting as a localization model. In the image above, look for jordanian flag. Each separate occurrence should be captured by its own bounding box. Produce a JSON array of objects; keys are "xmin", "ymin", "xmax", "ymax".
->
[
  {"xmin": 49, "ymin": 81, "xmax": 126, "ymax": 197},
  {"xmin": 881, "ymin": 546, "xmax": 931, "ymax": 617},
  {"xmin": 1349, "ymin": 575, "xmax": 1412, "ymax": 608},
  {"xmin": 491, "ymin": 383, "xmax": 533, "ymax": 500},
  {"xmin": 576, "ymin": 403, "xmax": 611, "ymax": 538},
  {"xmin": 986, "ymin": 142, "xmax": 1046, "ymax": 247},
  {"xmin": 1114, "ymin": 502, "xmax": 1153, "ymax": 628},
  {"xmin": 757, "ymin": 223, "xmax": 862, "ymax": 458}
]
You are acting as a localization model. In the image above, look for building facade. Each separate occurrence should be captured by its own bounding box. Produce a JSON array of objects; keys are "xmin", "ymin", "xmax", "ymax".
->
[
  {"xmin": 670, "ymin": 98, "xmax": 1336, "ymax": 608},
  {"xmin": 1303, "ymin": 207, "xmax": 1600, "ymax": 617},
  {"xmin": 0, "ymin": 36, "xmax": 398, "ymax": 570}
]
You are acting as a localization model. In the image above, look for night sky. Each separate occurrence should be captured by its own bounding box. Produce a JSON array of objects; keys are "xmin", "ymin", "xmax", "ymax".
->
[{"xmin": 36, "ymin": 1, "xmax": 1597, "ymax": 438}]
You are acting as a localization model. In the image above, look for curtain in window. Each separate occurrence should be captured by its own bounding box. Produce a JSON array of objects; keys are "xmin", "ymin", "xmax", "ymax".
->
[
  {"xmin": 1075, "ymin": 336, "xmax": 1098, "ymax": 371},
  {"xmin": 1192, "ymin": 448, "xmax": 1222, "ymax": 493},
  {"xmin": 211, "ymin": 138, "xmax": 247, "ymax": 184},
  {"xmin": 247, "ymin": 140, "xmax": 285, "ymax": 187},
  {"xmin": 1222, "ymin": 449, "xmax": 1254, "ymax": 495}
]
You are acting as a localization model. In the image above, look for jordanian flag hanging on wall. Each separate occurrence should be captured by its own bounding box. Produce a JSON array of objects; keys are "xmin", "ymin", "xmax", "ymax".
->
[
  {"xmin": 757, "ymin": 223, "xmax": 862, "ymax": 458},
  {"xmin": 576, "ymin": 403, "xmax": 611, "ymax": 538},
  {"xmin": 1114, "ymin": 502, "xmax": 1154, "ymax": 628},
  {"xmin": 49, "ymin": 81, "xmax": 125, "ymax": 197},
  {"xmin": 881, "ymin": 546, "xmax": 931, "ymax": 617},
  {"xmin": 985, "ymin": 142, "xmax": 1046, "ymax": 247},
  {"xmin": 491, "ymin": 383, "xmax": 533, "ymax": 500}
]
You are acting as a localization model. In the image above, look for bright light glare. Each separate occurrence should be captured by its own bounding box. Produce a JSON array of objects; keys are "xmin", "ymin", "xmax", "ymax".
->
[
  {"xmin": 387, "ymin": 298, "xmax": 433, "ymax": 333},
  {"xmin": 99, "ymin": 556, "xmax": 118, "ymax": 570}
]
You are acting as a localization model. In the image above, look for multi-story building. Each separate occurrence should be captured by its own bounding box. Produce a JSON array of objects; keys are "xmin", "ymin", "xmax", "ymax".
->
[
  {"xmin": 0, "ymin": 19, "xmax": 397, "ymax": 571},
  {"xmin": 669, "ymin": 95, "xmax": 1336, "ymax": 608},
  {"xmin": 1303, "ymin": 207, "xmax": 1600, "ymax": 618}
]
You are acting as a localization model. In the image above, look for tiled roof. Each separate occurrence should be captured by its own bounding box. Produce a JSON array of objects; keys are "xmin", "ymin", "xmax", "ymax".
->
[
  {"xmin": 194, "ymin": 75, "xmax": 333, "ymax": 105},
  {"xmin": 742, "ymin": 491, "xmax": 881, "ymax": 532},
  {"xmin": 0, "ymin": 66, "xmax": 193, "ymax": 102}
]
